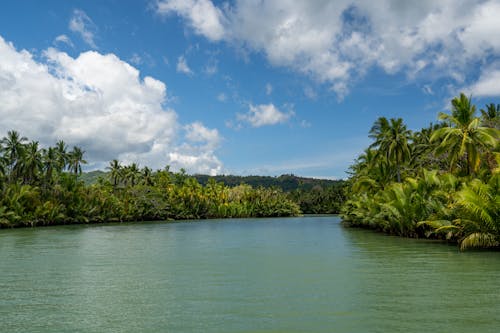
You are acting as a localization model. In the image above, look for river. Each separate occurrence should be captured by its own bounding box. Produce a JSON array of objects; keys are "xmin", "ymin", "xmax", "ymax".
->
[{"xmin": 0, "ymin": 216, "xmax": 499, "ymax": 332}]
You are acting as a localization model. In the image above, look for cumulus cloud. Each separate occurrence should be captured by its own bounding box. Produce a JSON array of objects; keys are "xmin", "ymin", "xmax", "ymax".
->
[
  {"xmin": 69, "ymin": 9, "xmax": 98, "ymax": 48},
  {"xmin": 0, "ymin": 35, "xmax": 222, "ymax": 174},
  {"xmin": 167, "ymin": 122, "xmax": 222, "ymax": 175},
  {"xmin": 176, "ymin": 55, "xmax": 193, "ymax": 75},
  {"xmin": 155, "ymin": 0, "xmax": 226, "ymax": 41},
  {"xmin": 237, "ymin": 103, "xmax": 293, "ymax": 127},
  {"xmin": 467, "ymin": 67, "xmax": 500, "ymax": 97},
  {"xmin": 156, "ymin": 0, "xmax": 500, "ymax": 98}
]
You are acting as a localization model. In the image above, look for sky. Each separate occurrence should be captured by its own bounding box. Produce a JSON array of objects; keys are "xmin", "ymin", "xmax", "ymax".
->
[{"xmin": 0, "ymin": 0, "xmax": 499, "ymax": 179}]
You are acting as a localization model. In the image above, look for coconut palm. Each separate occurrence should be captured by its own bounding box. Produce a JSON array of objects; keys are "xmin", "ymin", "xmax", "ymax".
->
[
  {"xmin": 21, "ymin": 141, "xmax": 43, "ymax": 185},
  {"xmin": 372, "ymin": 118, "xmax": 412, "ymax": 182},
  {"xmin": 42, "ymin": 147, "xmax": 58, "ymax": 186},
  {"xmin": 124, "ymin": 163, "xmax": 140, "ymax": 187},
  {"xmin": 68, "ymin": 146, "xmax": 87, "ymax": 176},
  {"xmin": 0, "ymin": 130, "xmax": 27, "ymax": 182},
  {"xmin": 55, "ymin": 140, "xmax": 69, "ymax": 172},
  {"xmin": 431, "ymin": 93, "xmax": 499, "ymax": 175},
  {"xmin": 106, "ymin": 159, "xmax": 122, "ymax": 188},
  {"xmin": 480, "ymin": 103, "xmax": 500, "ymax": 129},
  {"xmin": 455, "ymin": 175, "xmax": 499, "ymax": 250}
]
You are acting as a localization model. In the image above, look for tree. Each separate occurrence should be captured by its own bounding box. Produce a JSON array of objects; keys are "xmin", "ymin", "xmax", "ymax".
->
[
  {"xmin": 371, "ymin": 118, "xmax": 412, "ymax": 182},
  {"xmin": 68, "ymin": 146, "xmax": 87, "ymax": 177},
  {"xmin": 21, "ymin": 141, "xmax": 43, "ymax": 185},
  {"xmin": 0, "ymin": 130, "xmax": 27, "ymax": 182},
  {"xmin": 124, "ymin": 163, "xmax": 140, "ymax": 187},
  {"xmin": 55, "ymin": 140, "xmax": 69, "ymax": 172},
  {"xmin": 431, "ymin": 93, "xmax": 499, "ymax": 175},
  {"xmin": 480, "ymin": 103, "xmax": 500, "ymax": 129},
  {"xmin": 106, "ymin": 159, "xmax": 122, "ymax": 188},
  {"xmin": 42, "ymin": 147, "xmax": 58, "ymax": 187}
]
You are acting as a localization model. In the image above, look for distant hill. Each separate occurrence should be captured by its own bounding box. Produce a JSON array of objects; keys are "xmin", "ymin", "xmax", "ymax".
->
[
  {"xmin": 80, "ymin": 170, "xmax": 108, "ymax": 185},
  {"xmin": 193, "ymin": 174, "xmax": 343, "ymax": 192}
]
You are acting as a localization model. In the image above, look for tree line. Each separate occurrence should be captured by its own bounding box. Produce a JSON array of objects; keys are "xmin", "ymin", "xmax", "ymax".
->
[
  {"xmin": 340, "ymin": 94, "xmax": 499, "ymax": 250},
  {"xmin": 0, "ymin": 134, "xmax": 301, "ymax": 227},
  {"xmin": 81, "ymin": 172, "xmax": 347, "ymax": 214}
]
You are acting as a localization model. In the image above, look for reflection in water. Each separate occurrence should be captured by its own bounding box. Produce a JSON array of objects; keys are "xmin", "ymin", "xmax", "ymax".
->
[{"xmin": 0, "ymin": 217, "xmax": 499, "ymax": 332}]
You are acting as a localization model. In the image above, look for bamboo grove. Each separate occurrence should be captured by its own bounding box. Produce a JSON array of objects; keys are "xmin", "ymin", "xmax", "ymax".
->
[
  {"xmin": 0, "ymin": 135, "xmax": 301, "ymax": 227},
  {"xmin": 340, "ymin": 93, "xmax": 500, "ymax": 250}
]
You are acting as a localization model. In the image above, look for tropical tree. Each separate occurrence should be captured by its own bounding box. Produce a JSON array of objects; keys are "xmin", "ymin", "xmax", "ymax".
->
[
  {"xmin": 0, "ymin": 130, "xmax": 27, "ymax": 182},
  {"xmin": 480, "ymin": 103, "xmax": 500, "ymax": 129},
  {"xmin": 371, "ymin": 118, "xmax": 412, "ymax": 182},
  {"xmin": 68, "ymin": 146, "xmax": 87, "ymax": 177},
  {"xmin": 42, "ymin": 147, "xmax": 58, "ymax": 187},
  {"xmin": 106, "ymin": 159, "xmax": 122, "ymax": 188},
  {"xmin": 431, "ymin": 93, "xmax": 499, "ymax": 175},
  {"xmin": 55, "ymin": 140, "xmax": 69, "ymax": 172},
  {"xmin": 21, "ymin": 141, "xmax": 43, "ymax": 185}
]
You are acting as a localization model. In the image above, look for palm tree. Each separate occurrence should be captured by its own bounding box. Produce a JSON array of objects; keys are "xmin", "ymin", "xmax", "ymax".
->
[
  {"xmin": 431, "ymin": 93, "xmax": 499, "ymax": 175},
  {"xmin": 480, "ymin": 103, "xmax": 500, "ymax": 129},
  {"xmin": 141, "ymin": 166, "xmax": 154, "ymax": 186},
  {"xmin": 372, "ymin": 118, "xmax": 412, "ymax": 182},
  {"xmin": 68, "ymin": 146, "xmax": 87, "ymax": 177},
  {"xmin": 21, "ymin": 141, "xmax": 43, "ymax": 185},
  {"xmin": 1, "ymin": 130, "xmax": 27, "ymax": 182},
  {"xmin": 124, "ymin": 163, "xmax": 140, "ymax": 187},
  {"xmin": 55, "ymin": 140, "xmax": 69, "ymax": 172},
  {"xmin": 106, "ymin": 159, "xmax": 122, "ymax": 188},
  {"xmin": 42, "ymin": 147, "xmax": 58, "ymax": 187},
  {"xmin": 455, "ymin": 176, "xmax": 499, "ymax": 250}
]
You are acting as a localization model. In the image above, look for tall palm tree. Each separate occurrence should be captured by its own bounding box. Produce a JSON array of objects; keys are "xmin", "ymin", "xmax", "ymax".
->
[
  {"xmin": 55, "ymin": 140, "xmax": 69, "ymax": 172},
  {"xmin": 0, "ymin": 130, "xmax": 28, "ymax": 182},
  {"xmin": 106, "ymin": 159, "xmax": 122, "ymax": 188},
  {"xmin": 125, "ymin": 163, "xmax": 140, "ymax": 187},
  {"xmin": 21, "ymin": 141, "xmax": 43, "ymax": 185},
  {"xmin": 68, "ymin": 146, "xmax": 87, "ymax": 177},
  {"xmin": 372, "ymin": 118, "xmax": 412, "ymax": 182},
  {"xmin": 42, "ymin": 147, "xmax": 58, "ymax": 187},
  {"xmin": 431, "ymin": 93, "xmax": 499, "ymax": 175},
  {"xmin": 141, "ymin": 166, "xmax": 154, "ymax": 186}
]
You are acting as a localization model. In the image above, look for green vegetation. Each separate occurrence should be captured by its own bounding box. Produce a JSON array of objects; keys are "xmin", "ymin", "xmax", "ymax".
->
[
  {"xmin": 341, "ymin": 93, "xmax": 500, "ymax": 250},
  {"xmin": 83, "ymin": 172, "xmax": 346, "ymax": 214},
  {"xmin": 0, "ymin": 135, "xmax": 301, "ymax": 228}
]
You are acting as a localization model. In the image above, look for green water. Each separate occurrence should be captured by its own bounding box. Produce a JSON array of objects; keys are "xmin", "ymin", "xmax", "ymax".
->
[{"xmin": 0, "ymin": 216, "xmax": 499, "ymax": 332}]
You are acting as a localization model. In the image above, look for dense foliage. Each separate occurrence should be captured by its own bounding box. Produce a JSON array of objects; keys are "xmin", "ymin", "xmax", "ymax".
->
[
  {"xmin": 341, "ymin": 94, "xmax": 499, "ymax": 250},
  {"xmin": 0, "ymin": 136, "xmax": 300, "ymax": 228},
  {"xmin": 82, "ymin": 172, "xmax": 347, "ymax": 214}
]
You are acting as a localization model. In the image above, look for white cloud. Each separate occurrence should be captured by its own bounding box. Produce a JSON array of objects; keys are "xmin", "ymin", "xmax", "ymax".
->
[
  {"xmin": 176, "ymin": 55, "xmax": 193, "ymax": 75},
  {"xmin": 157, "ymin": 0, "xmax": 500, "ymax": 98},
  {"xmin": 0, "ymin": 35, "xmax": 222, "ymax": 175},
  {"xmin": 184, "ymin": 122, "xmax": 221, "ymax": 149},
  {"xmin": 69, "ymin": 9, "xmax": 97, "ymax": 48},
  {"xmin": 237, "ymin": 103, "xmax": 293, "ymax": 127},
  {"xmin": 54, "ymin": 34, "xmax": 73, "ymax": 47},
  {"xmin": 467, "ymin": 67, "xmax": 500, "ymax": 97},
  {"xmin": 156, "ymin": 0, "xmax": 226, "ymax": 41},
  {"xmin": 167, "ymin": 122, "xmax": 222, "ymax": 175},
  {"xmin": 265, "ymin": 83, "xmax": 272, "ymax": 95}
]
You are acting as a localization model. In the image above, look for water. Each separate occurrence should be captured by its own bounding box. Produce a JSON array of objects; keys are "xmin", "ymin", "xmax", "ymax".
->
[{"xmin": 0, "ymin": 216, "xmax": 499, "ymax": 332}]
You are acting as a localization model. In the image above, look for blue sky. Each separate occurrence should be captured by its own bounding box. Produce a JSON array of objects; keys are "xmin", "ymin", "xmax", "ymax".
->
[{"xmin": 0, "ymin": 0, "xmax": 499, "ymax": 178}]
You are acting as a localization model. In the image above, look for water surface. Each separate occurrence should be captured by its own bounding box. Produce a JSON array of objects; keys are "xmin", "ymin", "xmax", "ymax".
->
[{"xmin": 1, "ymin": 216, "xmax": 499, "ymax": 332}]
